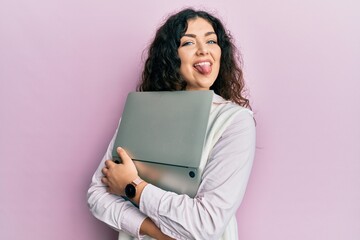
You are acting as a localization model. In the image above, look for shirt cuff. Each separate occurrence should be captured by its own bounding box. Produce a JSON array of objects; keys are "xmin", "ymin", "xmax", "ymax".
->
[
  {"xmin": 139, "ymin": 184, "xmax": 167, "ymax": 227},
  {"xmin": 120, "ymin": 205, "xmax": 147, "ymax": 239}
]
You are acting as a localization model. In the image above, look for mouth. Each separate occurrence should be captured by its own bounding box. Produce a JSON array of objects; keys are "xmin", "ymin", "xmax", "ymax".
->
[{"xmin": 193, "ymin": 61, "xmax": 212, "ymax": 75}]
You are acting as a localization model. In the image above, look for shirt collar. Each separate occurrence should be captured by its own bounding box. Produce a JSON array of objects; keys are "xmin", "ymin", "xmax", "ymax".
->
[{"xmin": 212, "ymin": 93, "xmax": 231, "ymax": 104}]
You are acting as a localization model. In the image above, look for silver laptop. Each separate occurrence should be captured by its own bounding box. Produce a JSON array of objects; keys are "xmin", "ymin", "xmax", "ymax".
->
[{"xmin": 112, "ymin": 90, "xmax": 213, "ymax": 197}]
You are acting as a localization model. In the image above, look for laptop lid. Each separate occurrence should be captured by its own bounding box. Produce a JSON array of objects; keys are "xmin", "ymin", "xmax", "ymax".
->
[{"xmin": 112, "ymin": 90, "xmax": 213, "ymax": 197}]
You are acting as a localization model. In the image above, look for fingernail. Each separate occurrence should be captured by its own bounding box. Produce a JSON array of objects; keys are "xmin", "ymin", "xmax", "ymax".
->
[{"xmin": 117, "ymin": 147, "xmax": 122, "ymax": 151}]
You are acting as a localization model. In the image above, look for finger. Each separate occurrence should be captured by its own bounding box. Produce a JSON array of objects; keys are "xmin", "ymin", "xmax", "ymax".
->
[
  {"xmin": 101, "ymin": 176, "xmax": 108, "ymax": 185},
  {"xmin": 117, "ymin": 147, "xmax": 132, "ymax": 165},
  {"xmin": 105, "ymin": 159, "xmax": 115, "ymax": 168},
  {"xmin": 101, "ymin": 167, "xmax": 108, "ymax": 176}
]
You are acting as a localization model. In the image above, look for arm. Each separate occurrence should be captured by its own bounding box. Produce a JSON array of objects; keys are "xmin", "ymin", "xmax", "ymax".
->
[
  {"xmin": 87, "ymin": 129, "xmax": 171, "ymax": 239},
  {"xmin": 140, "ymin": 218, "xmax": 174, "ymax": 240},
  {"xmin": 103, "ymin": 110, "xmax": 256, "ymax": 239},
  {"xmin": 141, "ymin": 110, "xmax": 255, "ymax": 239}
]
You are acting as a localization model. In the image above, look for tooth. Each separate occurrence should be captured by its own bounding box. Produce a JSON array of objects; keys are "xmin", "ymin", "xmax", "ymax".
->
[{"xmin": 195, "ymin": 62, "xmax": 210, "ymax": 66}]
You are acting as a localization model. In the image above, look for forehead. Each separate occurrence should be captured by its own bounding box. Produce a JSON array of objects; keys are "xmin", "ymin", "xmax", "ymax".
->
[{"xmin": 185, "ymin": 17, "xmax": 215, "ymax": 34}]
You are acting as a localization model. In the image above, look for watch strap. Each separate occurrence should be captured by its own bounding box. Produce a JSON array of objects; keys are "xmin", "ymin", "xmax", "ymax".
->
[{"xmin": 132, "ymin": 177, "xmax": 143, "ymax": 186}]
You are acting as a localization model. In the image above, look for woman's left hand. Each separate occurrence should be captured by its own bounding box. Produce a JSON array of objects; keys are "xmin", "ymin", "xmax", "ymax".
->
[{"xmin": 101, "ymin": 147, "xmax": 138, "ymax": 196}]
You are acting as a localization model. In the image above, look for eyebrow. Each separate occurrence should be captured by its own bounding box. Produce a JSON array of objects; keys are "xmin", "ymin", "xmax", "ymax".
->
[{"xmin": 182, "ymin": 31, "xmax": 216, "ymax": 38}]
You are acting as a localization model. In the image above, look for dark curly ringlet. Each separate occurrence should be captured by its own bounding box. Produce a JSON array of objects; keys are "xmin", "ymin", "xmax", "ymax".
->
[{"xmin": 138, "ymin": 8, "xmax": 251, "ymax": 109}]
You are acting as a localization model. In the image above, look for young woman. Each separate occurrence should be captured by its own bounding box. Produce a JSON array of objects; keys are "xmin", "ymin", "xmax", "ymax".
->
[{"xmin": 87, "ymin": 8, "xmax": 256, "ymax": 240}]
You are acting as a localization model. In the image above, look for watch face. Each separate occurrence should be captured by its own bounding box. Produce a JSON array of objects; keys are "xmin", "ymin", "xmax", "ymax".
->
[{"xmin": 125, "ymin": 184, "xmax": 136, "ymax": 198}]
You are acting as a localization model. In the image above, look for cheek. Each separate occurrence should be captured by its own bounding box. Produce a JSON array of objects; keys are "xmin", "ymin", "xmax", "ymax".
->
[
  {"xmin": 179, "ymin": 65, "xmax": 192, "ymax": 81},
  {"xmin": 215, "ymin": 49, "xmax": 222, "ymax": 69},
  {"xmin": 178, "ymin": 62, "xmax": 189, "ymax": 80},
  {"xmin": 179, "ymin": 56, "xmax": 193, "ymax": 74},
  {"xmin": 216, "ymin": 47, "xmax": 222, "ymax": 60},
  {"xmin": 178, "ymin": 51, "xmax": 187, "ymax": 69}
]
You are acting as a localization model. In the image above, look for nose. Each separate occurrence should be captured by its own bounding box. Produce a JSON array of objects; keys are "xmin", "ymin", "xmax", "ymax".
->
[{"xmin": 196, "ymin": 43, "xmax": 209, "ymax": 56}]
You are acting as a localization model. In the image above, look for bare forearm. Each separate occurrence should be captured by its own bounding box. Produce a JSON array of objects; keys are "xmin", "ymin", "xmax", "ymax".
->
[{"xmin": 140, "ymin": 217, "xmax": 174, "ymax": 240}]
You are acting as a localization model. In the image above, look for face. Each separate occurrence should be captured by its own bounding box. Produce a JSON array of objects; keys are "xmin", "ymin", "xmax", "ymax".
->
[{"xmin": 178, "ymin": 17, "xmax": 221, "ymax": 91}]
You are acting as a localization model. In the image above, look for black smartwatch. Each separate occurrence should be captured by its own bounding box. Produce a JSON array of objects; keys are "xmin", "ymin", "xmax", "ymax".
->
[{"xmin": 125, "ymin": 177, "xmax": 143, "ymax": 199}]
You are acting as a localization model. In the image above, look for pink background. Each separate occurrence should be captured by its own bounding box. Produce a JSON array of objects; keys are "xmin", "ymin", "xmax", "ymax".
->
[{"xmin": 1, "ymin": 0, "xmax": 359, "ymax": 239}]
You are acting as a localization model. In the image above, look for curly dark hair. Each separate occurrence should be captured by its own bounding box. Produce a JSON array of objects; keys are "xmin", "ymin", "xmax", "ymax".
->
[{"xmin": 138, "ymin": 8, "xmax": 250, "ymax": 109}]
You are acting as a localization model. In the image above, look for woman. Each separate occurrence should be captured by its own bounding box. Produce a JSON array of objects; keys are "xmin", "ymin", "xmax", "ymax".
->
[{"xmin": 87, "ymin": 8, "xmax": 256, "ymax": 240}]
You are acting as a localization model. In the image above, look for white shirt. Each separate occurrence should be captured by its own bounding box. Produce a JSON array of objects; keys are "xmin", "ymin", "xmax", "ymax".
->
[{"xmin": 87, "ymin": 94, "xmax": 256, "ymax": 240}]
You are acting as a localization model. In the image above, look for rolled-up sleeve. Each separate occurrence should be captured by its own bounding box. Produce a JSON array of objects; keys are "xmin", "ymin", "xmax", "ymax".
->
[{"xmin": 139, "ymin": 110, "xmax": 256, "ymax": 240}]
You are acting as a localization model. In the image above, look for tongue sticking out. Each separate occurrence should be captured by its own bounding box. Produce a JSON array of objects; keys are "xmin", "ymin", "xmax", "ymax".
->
[{"xmin": 194, "ymin": 63, "xmax": 212, "ymax": 75}]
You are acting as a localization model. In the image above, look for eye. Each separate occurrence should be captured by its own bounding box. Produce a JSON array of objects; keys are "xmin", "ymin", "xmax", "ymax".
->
[
  {"xmin": 207, "ymin": 40, "xmax": 217, "ymax": 44},
  {"xmin": 181, "ymin": 41, "xmax": 194, "ymax": 47}
]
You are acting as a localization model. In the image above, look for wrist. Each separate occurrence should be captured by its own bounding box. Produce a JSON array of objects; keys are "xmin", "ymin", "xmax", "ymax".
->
[
  {"xmin": 132, "ymin": 180, "xmax": 147, "ymax": 206},
  {"xmin": 124, "ymin": 177, "xmax": 143, "ymax": 198},
  {"xmin": 125, "ymin": 176, "xmax": 147, "ymax": 206}
]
